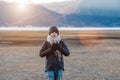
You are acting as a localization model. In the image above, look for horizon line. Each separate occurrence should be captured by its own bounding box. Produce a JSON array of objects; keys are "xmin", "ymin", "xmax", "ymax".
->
[{"xmin": 0, "ymin": 27, "xmax": 120, "ymax": 31}]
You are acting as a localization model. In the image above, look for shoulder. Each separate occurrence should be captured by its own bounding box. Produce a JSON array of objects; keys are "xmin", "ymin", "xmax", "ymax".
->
[
  {"xmin": 40, "ymin": 40, "xmax": 49, "ymax": 47},
  {"xmin": 42, "ymin": 40, "xmax": 50, "ymax": 45},
  {"xmin": 40, "ymin": 40, "xmax": 50, "ymax": 49}
]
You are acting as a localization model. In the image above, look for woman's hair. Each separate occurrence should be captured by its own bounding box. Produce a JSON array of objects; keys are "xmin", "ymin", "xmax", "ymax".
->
[{"xmin": 49, "ymin": 26, "xmax": 59, "ymax": 35}]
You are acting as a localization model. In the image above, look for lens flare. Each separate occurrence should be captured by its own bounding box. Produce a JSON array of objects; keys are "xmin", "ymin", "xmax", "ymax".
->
[{"xmin": 79, "ymin": 30, "xmax": 100, "ymax": 45}]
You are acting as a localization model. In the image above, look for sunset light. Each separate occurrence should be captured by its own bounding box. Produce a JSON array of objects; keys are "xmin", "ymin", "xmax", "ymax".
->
[
  {"xmin": 15, "ymin": 0, "xmax": 28, "ymax": 12},
  {"xmin": 18, "ymin": 4, "xmax": 27, "ymax": 11},
  {"xmin": 3, "ymin": 0, "xmax": 67, "ymax": 12},
  {"xmin": 4, "ymin": 0, "xmax": 67, "ymax": 4},
  {"xmin": 32, "ymin": 0, "xmax": 67, "ymax": 4}
]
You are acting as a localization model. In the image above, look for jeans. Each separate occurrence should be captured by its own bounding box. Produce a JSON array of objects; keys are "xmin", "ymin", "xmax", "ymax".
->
[{"xmin": 46, "ymin": 70, "xmax": 63, "ymax": 80}]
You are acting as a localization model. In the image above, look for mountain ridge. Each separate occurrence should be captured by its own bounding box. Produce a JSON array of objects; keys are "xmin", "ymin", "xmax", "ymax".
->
[
  {"xmin": 0, "ymin": 1, "xmax": 120, "ymax": 27},
  {"xmin": 0, "ymin": 1, "xmax": 63, "ymax": 26}
]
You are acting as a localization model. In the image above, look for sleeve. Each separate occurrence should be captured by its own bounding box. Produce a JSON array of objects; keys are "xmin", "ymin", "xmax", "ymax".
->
[
  {"xmin": 39, "ymin": 41, "xmax": 52, "ymax": 58},
  {"xmin": 58, "ymin": 41, "xmax": 70, "ymax": 56}
]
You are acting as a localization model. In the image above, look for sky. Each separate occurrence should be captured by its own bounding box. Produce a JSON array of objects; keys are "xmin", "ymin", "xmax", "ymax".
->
[{"xmin": 0, "ymin": 0, "xmax": 68, "ymax": 3}]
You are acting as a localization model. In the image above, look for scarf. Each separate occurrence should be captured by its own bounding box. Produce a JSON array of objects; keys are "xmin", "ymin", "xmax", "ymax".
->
[
  {"xmin": 47, "ymin": 35, "xmax": 61, "ymax": 45},
  {"xmin": 47, "ymin": 35, "xmax": 62, "ymax": 61}
]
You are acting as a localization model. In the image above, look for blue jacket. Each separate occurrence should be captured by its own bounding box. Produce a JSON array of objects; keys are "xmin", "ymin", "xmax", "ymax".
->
[{"xmin": 39, "ymin": 40, "xmax": 70, "ymax": 72}]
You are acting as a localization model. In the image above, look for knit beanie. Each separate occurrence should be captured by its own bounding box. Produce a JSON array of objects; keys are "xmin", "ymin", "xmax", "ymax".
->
[{"xmin": 49, "ymin": 26, "xmax": 59, "ymax": 35}]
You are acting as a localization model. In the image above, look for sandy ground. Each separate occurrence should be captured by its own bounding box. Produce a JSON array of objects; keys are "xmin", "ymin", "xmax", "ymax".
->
[{"xmin": 0, "ymin": 30, "xmax": 120, "ymax": 80}]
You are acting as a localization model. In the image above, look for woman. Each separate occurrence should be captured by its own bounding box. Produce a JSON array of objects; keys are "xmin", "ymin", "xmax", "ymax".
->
[{"xmin": 39, "ymin": 26, "xmax": 70, "ymax": 80}]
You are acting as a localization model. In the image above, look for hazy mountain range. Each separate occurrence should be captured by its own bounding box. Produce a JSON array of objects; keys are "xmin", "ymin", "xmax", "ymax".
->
[
  {"xmin": 42, "ymin": 0, "xmax": 120, "ymax": 15},
  {"xmin": 0, "ymin": 1, "xmax": 62, "ymax": 26},
  {"xmin": 0, "ymin": 0, "xmax": 120, "ymax": 27}
]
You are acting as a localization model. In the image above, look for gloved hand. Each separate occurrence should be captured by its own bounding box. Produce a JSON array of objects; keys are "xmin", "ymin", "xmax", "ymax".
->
[
  {"xmin": 55, "ymin": 42, "xmax": 61, "ymax": 50},
  {"xmin": 56, "ymin": 43, "xmax": 60, "ymax": 49},
  {"xmin": 51, "ymin": 43, "xmax": 57, "ymax": 51}
]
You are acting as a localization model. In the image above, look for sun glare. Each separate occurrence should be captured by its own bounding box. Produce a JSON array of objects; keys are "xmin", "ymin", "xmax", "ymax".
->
[
  {"xmin": 6, "ymin": 0, "xmax": 67, "ymax": 4},
  {"xmin": 16, "ymin": 0, "xmax": 28, "ymax": 12},
  {"xmin": 32, "ymin": 0, "xmax": 64, "ymax": 4},
  {"xmin": 6, "ymin": 0, "xmax": 67, "ymax": 12},
  {"xmin": 18, "ymin": 4, "xmax": 26, "ymax": 11}
]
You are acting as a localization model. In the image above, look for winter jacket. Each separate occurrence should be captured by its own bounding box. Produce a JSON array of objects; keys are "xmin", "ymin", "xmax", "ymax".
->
[{"xmin": 39, "ymin": 40, "xmax": 70, "ymax": 72}]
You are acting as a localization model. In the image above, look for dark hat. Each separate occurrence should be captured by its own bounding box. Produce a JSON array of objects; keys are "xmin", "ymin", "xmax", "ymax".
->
[{"xmin": 49, "ymin": 26, "xmax": 59, "ymax": 35}]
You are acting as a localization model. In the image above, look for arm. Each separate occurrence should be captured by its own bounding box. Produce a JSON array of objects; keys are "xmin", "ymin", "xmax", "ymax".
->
[
  {"xmin": 39, "ymin": 41, "xmax": 52, "ymax": 58},
  {"xmin": 58, "ymin": 41, "xmax": 70, "ymax": 56}
]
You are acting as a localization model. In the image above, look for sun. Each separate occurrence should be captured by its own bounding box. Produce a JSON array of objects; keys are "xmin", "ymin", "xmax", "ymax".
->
[
  {"xmin": 6, "ymin": 0, "xmax": 67, "ymax": 3},
  {"xmin": 18, "ymin": 4, "xmax": 26, "ymax": 10},
  {"xmin": 15, "ymin": 0, "xmax": 28, "ymax": 12}
]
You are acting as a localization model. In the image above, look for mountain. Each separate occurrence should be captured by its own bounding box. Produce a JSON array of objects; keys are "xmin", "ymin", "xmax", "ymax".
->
[
  {"xmin": 41, "ymin": 0, "xmax": 120, "ymax": 27},
  {"xmin": 41, "ymin": 1, "xmax": 72, "ymax": 14},
  {"xmin": 0, "ymin": 2, "xmax": 62, "ymax": 26},
  {"xmin": 0, "ymin": 0, "xmax": 120, "ymax": 27},
  {"xmin": 41, "ymin": 0, "xmax": 120, "ymax": 15}
]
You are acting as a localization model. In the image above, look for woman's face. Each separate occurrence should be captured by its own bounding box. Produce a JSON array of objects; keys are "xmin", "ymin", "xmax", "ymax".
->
[{"xmin": 50, "ymin": 32, "xmax": 58, "ymax": 38}]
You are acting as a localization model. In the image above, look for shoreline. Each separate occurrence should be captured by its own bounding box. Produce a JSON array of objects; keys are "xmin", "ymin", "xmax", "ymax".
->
[
  {"xmin": 0, "ymin": 30, "xmax": 120, "ymax": 47},
  {"xmin": 0, "ymin": 27, "xmax": 120, "ymax": 31}
]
